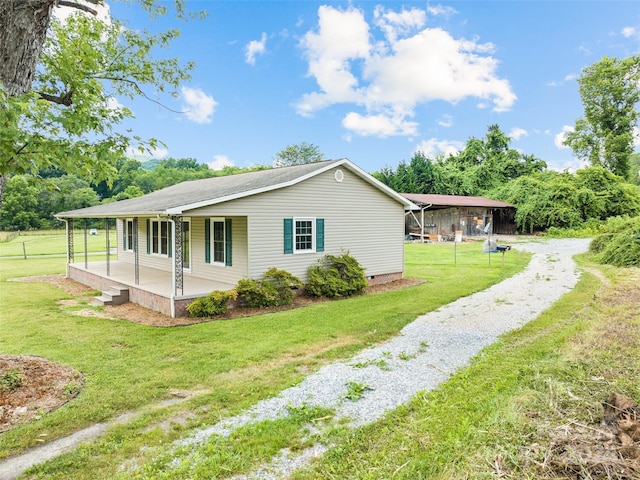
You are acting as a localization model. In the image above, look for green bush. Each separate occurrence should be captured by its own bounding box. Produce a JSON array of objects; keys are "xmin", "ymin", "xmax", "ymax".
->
[
  {"xmin": 0, "ymin": 369, "xmax": 24, "ymax": 392},
  {"xmin": 589, "ymin": 215, "xmax": 640, "ymax": 267},
  {"xmin": 306, "ymin": 251, "xmax": 367, "ymax": 298},
  {"xmin": 186, "ymin": 290, "xmax": 237, "ymax": 317},
  {"xmin": 236, "ymin": 268, "xmax": 303, "ymax": 308}
]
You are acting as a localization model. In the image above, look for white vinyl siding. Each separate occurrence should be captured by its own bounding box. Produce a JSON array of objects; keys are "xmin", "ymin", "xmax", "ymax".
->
[
  {"xmin": 188, "ymin": 167, "xmax": 404, "ymax": 282},
  {"xmin": 189, "ymin": 217, "xmax": 248, "ymax": 284}
]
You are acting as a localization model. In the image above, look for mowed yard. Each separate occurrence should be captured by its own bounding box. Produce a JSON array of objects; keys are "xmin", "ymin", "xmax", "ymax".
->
[{"xmin": 1, "ymin": 235, "xmax": 638, "ymax": 479}]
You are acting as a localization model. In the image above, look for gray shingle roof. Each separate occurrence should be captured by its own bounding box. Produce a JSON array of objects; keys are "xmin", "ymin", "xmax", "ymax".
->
[{"xmin": 57, "ymin": 159, "xmax": 411, "ymax": 218}]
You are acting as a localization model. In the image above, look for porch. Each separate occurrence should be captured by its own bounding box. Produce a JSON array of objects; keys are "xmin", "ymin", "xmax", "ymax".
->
[{"xmin": 68, "ymin": 260, "xmax": 235, "ymax": 318}]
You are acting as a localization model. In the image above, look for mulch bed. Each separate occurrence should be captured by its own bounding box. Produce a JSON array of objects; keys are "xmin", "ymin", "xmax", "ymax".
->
[
  {"xmin": 0, "ymin": 355, "xmax": 83, "ymax": 433},
  {"xmin": 10, "ymin": 274, "xmax": 425, "ymax": 327}
]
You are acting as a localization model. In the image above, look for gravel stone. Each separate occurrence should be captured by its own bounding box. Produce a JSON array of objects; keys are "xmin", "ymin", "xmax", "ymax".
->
[{"xmin": 176, "ymin": 238, "xmax": 591, "ymax": 477}]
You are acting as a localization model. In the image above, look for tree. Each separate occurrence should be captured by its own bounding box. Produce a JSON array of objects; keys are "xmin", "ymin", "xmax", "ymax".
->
[
  {"xmin": 564, "ymin": 56, "xmax": 640, "ymax": 180},
  {"xmin": 0, "ymin": 176, "xmax": 40, "ymax": 230},
  {"xmin": 0, "ymin": 1, "xmax": 199, "ymax": 208},
  {"xmin": 374, "ymin": 125, "xmax": 546, "ymax": 196},
  {"xmin": 273, "ymin": 142, "xmax": 324, "ymax": 167}
]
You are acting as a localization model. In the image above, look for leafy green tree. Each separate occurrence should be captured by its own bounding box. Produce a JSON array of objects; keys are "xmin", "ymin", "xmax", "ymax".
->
[
  {"xmin": 564, "ymin": 56, "xmax": 640, "ymax": 179},
  {"xmin": 0, "ymin": 1, "xmax": 199, "ymax": 207},
  {"xmin": 273, "ymin": 142, "xmax": 324, "ymax": 167},
  {"xmin": 490, "ymin": 166, "xmax": 640, "ymax": 232},
  {"xmin": 0, "ymin": 176, "xmax": 40, "ymax": 230},
  {"xmin": 36, "ymin": 175, "xmax": 99, "ymax": 227},
  {"xmin": 630, "ymin": 153, "xmax": 640, "ymax": 186},
  {"xmin": 113, "ymin": 186, "xmax": 145, "ymax": 201},
  {"xmin": 375, "ymin": 125, "xmax": 545, "ymax": 195}
]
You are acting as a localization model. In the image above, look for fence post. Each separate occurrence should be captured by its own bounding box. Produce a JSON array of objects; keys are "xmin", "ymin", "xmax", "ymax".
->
[{"xmin": 22, "ymin": 242, "xmax": 27, "ymax": 259}]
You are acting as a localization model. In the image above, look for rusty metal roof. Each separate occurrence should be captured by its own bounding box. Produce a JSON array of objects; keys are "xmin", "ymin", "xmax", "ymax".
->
[{"xmin": 402, "ymin": 193, "xmax": 514, "ymax": 209}]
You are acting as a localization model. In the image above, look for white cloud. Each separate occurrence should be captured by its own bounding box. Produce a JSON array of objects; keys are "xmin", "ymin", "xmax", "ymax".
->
[
  {"xmin": 373, "ymin": 6, "xmax": 426, "ymax": 43},
  {"xmin": 555, "ymin": 125, "xmax": 574, "ymax": 149},
  {"xmin": 181, "ymin": 87, "xmax": 217, "ymax": 124},
  {"xmin": 342, "ymin": 112, "xmax": 418, "ymax": 137},
  {"xmin": 126, "ymin": 146, "xmax": 168, "ymax": 159},
  {"xmin": 426, "ymin": 4, "xmax": 458, "ymax": 19},
  {"xmin": 509, "ymin": 127, "xmax": 528, "ymax": 141},
  {"xmin": 296, "ymin": 5, "xmax": 516, "ymax": 138},
  {"xmin": 622, "ymin": 26, "xmax": 637, "ymax": 38},
  {"xmin": 437, "ymin": 114, "xmax": 453, "ymax": 128},
  {"xmin": 106, "ymin": 97, "xmax": 123, "ymax": 110},
  {"xmin": 547, "ymin": 73, "xmax": 578, "ymax": 87},
  {"xmin": 415, "ymin": 138, "xmax": 464, "ymax": 157},
  {"xmin": 208, "ymin": 155, "xmax": 235, "ymax": 170},
  {"xmin": 245, "ymin": 33, "xmax": 267, "ymax": 65}
]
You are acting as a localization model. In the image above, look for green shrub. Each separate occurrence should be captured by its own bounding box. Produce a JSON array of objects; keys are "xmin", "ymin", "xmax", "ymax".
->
[
  {"xmin": 306, "ymin": 251, "xmax": 367, "ymax": 298},
  {"xmin": 236, "ymin": 268, "xmax": 303, "ymax": 308},
  {"xmin": 0, "ymin": 369, "xmax": 24, "ymax": 392},
  {"xmin": 187, "ymin": 290, "xmax": 237, "ymax": 317},
  {"xmin": 589, "ymin": 215, "xmax": 640, "ymax": 267}
]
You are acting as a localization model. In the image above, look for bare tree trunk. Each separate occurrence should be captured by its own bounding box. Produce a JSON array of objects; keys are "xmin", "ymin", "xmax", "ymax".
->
[{"xmin": 0, "ymin": 0, "xmax": 56, "ymax": 97}]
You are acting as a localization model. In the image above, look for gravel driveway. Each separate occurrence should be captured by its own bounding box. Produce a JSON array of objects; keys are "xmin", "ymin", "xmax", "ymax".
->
[{"xmin": 174, "ymin": 238, "xmax": 591, "ymax": 479}]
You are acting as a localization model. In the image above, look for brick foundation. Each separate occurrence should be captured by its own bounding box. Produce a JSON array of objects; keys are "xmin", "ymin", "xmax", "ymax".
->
[{"xmin": 69, "ymin": 266, "xmax": 173, "ymax": 317}]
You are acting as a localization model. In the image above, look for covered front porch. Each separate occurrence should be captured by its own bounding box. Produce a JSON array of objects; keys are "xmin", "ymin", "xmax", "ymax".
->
[{"xmin": 68, "ymin": 260, "xmax": 235, "ymax": 318}]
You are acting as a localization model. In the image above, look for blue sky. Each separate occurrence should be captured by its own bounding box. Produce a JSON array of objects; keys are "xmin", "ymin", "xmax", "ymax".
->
[{"xmin": 62, "ymin": 1, "xmax": 640, "ymax": 174}]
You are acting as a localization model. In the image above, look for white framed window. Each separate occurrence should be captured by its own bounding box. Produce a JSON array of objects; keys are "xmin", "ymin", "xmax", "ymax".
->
[
  {"xmin": 212, "ymin": 218, "xmax": 225, "ymax": 264},
  {"xmin": 123, "ymin": 219, "xmax": 134, "ymax": 252},
  {"xmin": 182, "ymin": 218, "xmax": 191, "ymax": 270},
  {"xmin": 284, "ymin": 217, "xmax": 324, "ymax": 255},
  {"xmin": 150, "ymin": 219, "xmax": 170, "ymax": 256},
  {"xmin": 294, "ymin": 217, "xmax": 315, "ymax": 253},
  {"xmin": 205, "ymin": 217, "xmax": 232, "ymax": 266}
]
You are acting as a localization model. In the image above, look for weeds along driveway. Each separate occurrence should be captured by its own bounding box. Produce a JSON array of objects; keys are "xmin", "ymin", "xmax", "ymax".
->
[{"xmin": 136, "ymin": 238, "xmax": 591, "ymax": 478}]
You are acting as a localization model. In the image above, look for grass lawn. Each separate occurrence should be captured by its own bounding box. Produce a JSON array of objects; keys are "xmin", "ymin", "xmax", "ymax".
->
[
  {"xmin": 0, "ymin": 239, "xmax": 531, "ymax": 479},
  {"xmin": 0, "ymin": 229, "xmax": 116, "ymax": 258}
]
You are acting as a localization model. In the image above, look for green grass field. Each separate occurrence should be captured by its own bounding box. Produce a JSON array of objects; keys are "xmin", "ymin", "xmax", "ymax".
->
[
  {"xmin": 0, "ymin": 229, "xmax": 116, "ymax": 257},
  {"xmin": 3, "ymin": 235, "xmax": 637, "ymax": 479}
]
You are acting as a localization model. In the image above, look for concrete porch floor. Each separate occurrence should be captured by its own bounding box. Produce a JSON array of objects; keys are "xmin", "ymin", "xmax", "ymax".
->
[{"xmin": 69, "ymin": 260, "xmax": 235, "ymax": 299}]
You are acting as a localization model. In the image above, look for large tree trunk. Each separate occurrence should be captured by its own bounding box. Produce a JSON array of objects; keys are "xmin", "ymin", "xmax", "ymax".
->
[
  {"xmin": 0, "ymin": 0, "xmax": 56, "ymax": 210},
  {"xmin": 0, "ymin": 0, "xmax": 56, "ymax": 97}
]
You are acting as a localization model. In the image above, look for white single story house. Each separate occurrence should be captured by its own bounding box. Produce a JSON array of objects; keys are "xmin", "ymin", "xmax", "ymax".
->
[{"xmin": 56, "ymin": 159, "xmax": 414, "ymax": 318}]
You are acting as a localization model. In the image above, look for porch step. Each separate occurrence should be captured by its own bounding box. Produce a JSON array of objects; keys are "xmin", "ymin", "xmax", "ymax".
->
[{"xmin": 94, "ymin": 286, "xmax": 129, "ymax": 306}]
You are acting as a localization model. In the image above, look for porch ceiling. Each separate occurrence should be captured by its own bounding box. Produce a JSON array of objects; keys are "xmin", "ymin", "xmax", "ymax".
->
[{"xmin": 70, "ymin": 261, "xmax": 234, "ymax": 299}]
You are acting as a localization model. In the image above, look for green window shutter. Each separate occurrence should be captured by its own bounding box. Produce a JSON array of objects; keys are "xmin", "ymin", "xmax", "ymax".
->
[
  {"xmin": 146, "ymin": 219, "xmax": 150, "ymax": 254},
  {"xmin": 316, "ymin": 218, "xmax": 324, "ymax": 252},
  {"xmin": 122, "ymin": 220, "xmax": 126, "ymax": 250},
  {"xmin": 168, "ymin": 222, "xmax": 172, "ymax": 258},
  {"xmin": 225, "ymin": 218, "xmax": 232, "ymax": 266},
  {"xmin": 283, "ymin": 218, "xmax": 293, "ymax": 254},
  {"xmin": 204, "ymin": 218, "xmax": 211, "ymax": 263}
]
